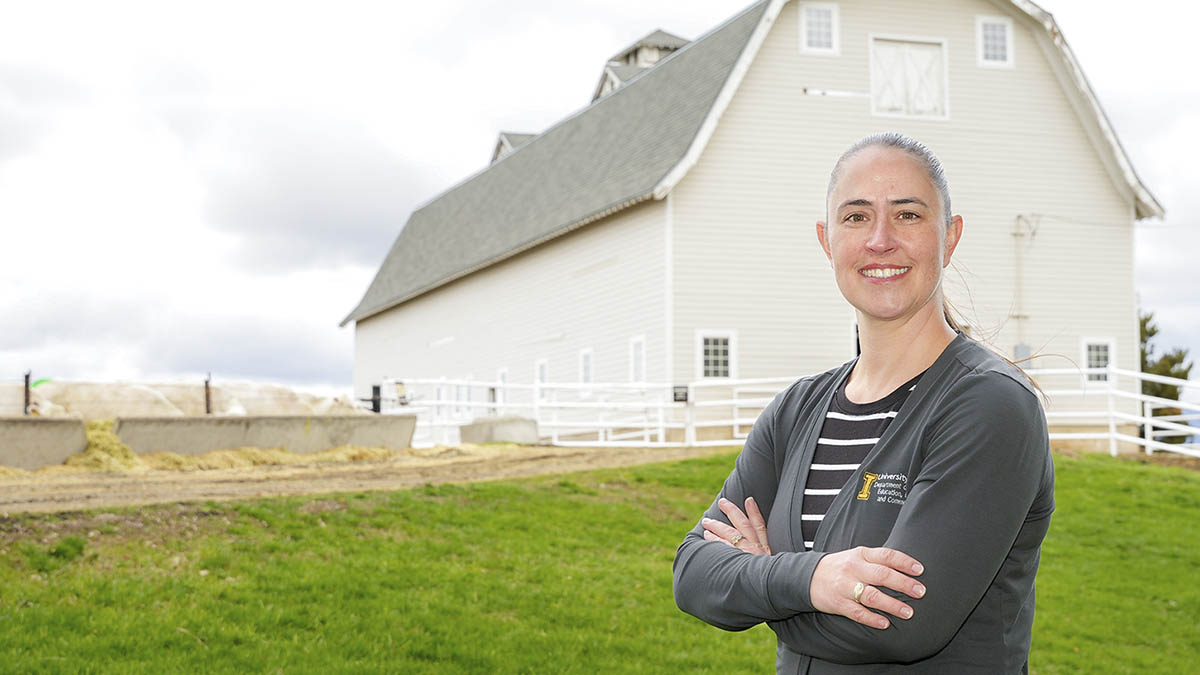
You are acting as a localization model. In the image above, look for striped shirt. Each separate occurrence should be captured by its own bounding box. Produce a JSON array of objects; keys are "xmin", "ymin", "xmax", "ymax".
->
[{"xmin": 800, "ymin": 370, "xmax": 925, "ymax": 550}]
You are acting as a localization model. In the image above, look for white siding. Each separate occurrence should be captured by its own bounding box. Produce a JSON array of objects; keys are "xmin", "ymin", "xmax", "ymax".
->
[
  {"xmin": 353, "ymin": 199, "xmax": 667, "ymax": 399},
  {"xmin": 670, "ymin": 0, "xmax": 1140, "ymax": 420}
]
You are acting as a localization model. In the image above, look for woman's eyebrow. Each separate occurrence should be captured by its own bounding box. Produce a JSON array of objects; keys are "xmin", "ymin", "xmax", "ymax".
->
[
  {"xmin": 890, "ymin": 197, "xmax": 929, "ymax": 207},
  {"xmin": 837, "ymin": 198, "xmax": 873, "ymax": 210}
]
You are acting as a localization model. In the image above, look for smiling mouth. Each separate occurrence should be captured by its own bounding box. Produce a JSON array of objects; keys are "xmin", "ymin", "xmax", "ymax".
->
[{"xmin": 859, "ymin": 266, "xmax": 911, "ymax": 279}]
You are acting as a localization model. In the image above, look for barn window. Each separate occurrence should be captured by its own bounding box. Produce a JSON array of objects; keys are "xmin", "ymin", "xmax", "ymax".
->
[
  {"xmin": 579, "ymin": 348, "xmax": 593, "ymax": 384},
  {"xmin": 870, "ymin": 36, "xmax": 948, "ymax": 118},
  {"xmin": 1083, "ymin": 338, "xmax": 1115, "ymax": 383},
  {"xmin": 977, "ymin": 16, "xmax": 1014, "ymax": 67},
  {"xmin": 696, "ymin": 330, "xmax": 738, "ymax": 379},
  {"xmin": 800, "ymin": 3, "xmax": 839, "ymax": 55},
  {"xmin": 629, "ymin": 335, "xmax": 646, "ymax": 382}
]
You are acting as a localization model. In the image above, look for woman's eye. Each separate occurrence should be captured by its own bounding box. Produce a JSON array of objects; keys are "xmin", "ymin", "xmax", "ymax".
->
[
  {"xmin": 844, "ymin": 213, "xmax": 867, "ymax": 223},
  {"xmin": 898, "ymin": 211, "xmax": 920, "ymax": 221}
]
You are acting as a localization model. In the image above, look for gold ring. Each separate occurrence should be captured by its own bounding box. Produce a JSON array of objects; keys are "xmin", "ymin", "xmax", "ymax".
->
[
  {"xmin": 853, "ymin": 582, "xmax": 865, "ymax": 603},
  {"xmin": 730, "ymin": 534, "xmax": 745, "ymax": 546}
]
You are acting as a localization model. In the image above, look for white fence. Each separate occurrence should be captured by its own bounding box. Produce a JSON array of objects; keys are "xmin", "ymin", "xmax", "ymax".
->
[{"xmin": 363, "ymin": 367, "xmax": 1199, "ymax": 458}]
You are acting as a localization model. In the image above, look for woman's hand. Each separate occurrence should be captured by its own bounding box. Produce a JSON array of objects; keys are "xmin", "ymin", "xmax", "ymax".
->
[
  {"xmin": 810, "ymin": 547, "xmax": 926, "ymax": 630},
  {"xmin": 700, "ymin": 496, "xmax": 771, "ymax": 555}
]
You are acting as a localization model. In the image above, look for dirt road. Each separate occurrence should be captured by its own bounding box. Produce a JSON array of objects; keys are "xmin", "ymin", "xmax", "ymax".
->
[{"xmin": 0, "ymin": 444, "xmax": 737, "ymax": 515}]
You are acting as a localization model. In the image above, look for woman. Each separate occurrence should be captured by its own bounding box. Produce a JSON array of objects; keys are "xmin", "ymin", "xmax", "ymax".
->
[{"xmin": 672, "ymin": 133, "xmax": 1055, "ymax": 673}]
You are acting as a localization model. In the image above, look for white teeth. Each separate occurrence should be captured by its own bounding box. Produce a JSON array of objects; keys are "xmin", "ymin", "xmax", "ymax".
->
[{"xmin": 860, "ymin": 267, "xmax": 911, "ymax": 278}]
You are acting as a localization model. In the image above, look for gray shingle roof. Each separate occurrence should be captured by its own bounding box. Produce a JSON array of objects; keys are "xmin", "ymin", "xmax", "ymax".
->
[
  {"xmin": 609, "ymin": 64, "xmax": 647, "ymax": 84},
  {"xmin": 491, "ymin": 131, "xmax": 538, "ymax": 163},
  {"xmin": 500, "ymin": 132, "xmax": 536, "ymax": 148},
  {"xmin": 341, "ymin": 1, "xmax": 767, "ymax": 326}
]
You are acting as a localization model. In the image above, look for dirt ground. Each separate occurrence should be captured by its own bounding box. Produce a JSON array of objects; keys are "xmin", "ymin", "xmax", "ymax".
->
[
  {"xmin": 0, "ymin": 444, "xmax": 737, "ymax": 516},
  {"xmin": 3, "ymin": 441, "xmax": 1194, "ymax": 518}
]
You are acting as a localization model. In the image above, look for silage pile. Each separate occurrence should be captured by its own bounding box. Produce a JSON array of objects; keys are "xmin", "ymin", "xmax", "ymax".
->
[
  {"xmin": 0, "ymin": 418, "xmax": 513, "ymax": 478},
  {"xmin": 64, "ymin": 420, "xmax": 142, "ymax": 471}
]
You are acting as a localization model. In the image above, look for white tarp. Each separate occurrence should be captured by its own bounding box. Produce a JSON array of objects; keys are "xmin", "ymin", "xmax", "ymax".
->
[{"xmin": 0, "ymin": 381, "xmax": 365, "ymax": 418}]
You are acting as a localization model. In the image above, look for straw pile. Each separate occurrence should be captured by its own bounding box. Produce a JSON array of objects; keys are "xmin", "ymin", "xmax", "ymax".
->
[
  {"xmin": 137, "ymin": 444, "xmax": 407, "ymax": 471},
  {"xmin": 63, "ymin": 420, "xmax": 143, "ymax": 472}
]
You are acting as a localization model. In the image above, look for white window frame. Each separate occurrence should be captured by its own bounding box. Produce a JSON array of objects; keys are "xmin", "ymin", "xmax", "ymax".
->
[
  {"xmin": 1081, "ymin": 337, "xmax": 1116, "ymax": 386},
  {"xmin": 694, "ymin": 329, "xmax": 738, "ymax": 380},
  {"xmin": 629, "ymin": 335, "xmax": 647, "ymax": 383},
  {"xmin": 799, "ymin": 3, "xmax": 840, "ymax": 56},
  {"xmin": 868, "ymin": 33, "xmax": 951, "ymax": 121},
  {"xmin": 976, "ymin": 15, "xmax": 1014, "ymax": 69},
  {"xmin": 534, "ymin": 358, "xmax": 549, "ymax": 401},
  {"xmin": 578, "ymin": 348, "xmax": 594, "ymax": 384}
]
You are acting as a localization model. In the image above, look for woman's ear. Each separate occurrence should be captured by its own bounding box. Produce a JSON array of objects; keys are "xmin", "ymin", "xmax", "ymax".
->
[
  {"xmin": 816, "ymin": 220, "xmax": 833, "ymax": 264},
  {"xmin": 943, "ymin": 215, "xmax": 964, "ymax": 266}
]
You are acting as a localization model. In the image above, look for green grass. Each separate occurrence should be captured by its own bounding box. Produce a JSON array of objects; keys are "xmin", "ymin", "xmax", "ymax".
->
[
  {"xmin": 0, "ymin": 451, "xmax": 1196, "ymax": 673},
  {"xmin": 1031, "ymin": 452, "xmax": 1200, "ymax": 672}
]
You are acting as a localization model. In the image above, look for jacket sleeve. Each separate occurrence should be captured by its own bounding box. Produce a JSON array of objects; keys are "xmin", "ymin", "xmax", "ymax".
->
[
  {"xmin": 768, "ymin": 372, "xmax": 1053, "ymax": 664},
  {"xmin": 673, "ymin": 387, "xmax": 830, "ymax": 630}
]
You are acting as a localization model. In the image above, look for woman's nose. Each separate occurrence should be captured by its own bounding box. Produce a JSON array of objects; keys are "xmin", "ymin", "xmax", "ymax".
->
[{"xmin": 865, "ymin": 220, "xmax": 897, "ymax": 253}]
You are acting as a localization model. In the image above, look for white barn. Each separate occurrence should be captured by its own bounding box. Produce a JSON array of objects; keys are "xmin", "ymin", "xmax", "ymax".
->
[{"xmin": 343, "ymin": 0, "xmax": 1161, "ymax": 443}]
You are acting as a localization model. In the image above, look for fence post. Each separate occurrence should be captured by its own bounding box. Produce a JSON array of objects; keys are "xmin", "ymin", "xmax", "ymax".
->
[
  {"xmin": 685, "ymin": 384, "xmax": 696, "ymax": 446},
  {"xmin": 533, "ymin": 382, "xmax": 541, "ymax": 432},
  {"xmin": 1142, "ymin": 400, "xmax": 1154, "ymax": 455},
  {"xmin": 551, "ymin": 388, "xmax": 559, "ymax": 445},
  {"xmin": 656, "ymin": 392, "xmax": 665, "ymax": 444},
  {"xmin": 23, "ymin": 370, "xmax": 31, "ymax": 416},
  {"xmin": 1106, "ymin": 365, "xmax": 1117, "ymax": 456},
  {"xmin": 204, "ymin": 373, "xmax": 212, "ymax": 415}
]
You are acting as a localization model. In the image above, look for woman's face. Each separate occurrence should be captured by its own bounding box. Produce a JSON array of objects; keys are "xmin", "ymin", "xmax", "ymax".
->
[{"xmin": 816, "ymin": 146, "xmax": 963, "ymax": 327}]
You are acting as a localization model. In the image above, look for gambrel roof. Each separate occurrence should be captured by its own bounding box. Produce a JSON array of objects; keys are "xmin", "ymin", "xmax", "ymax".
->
[
  {"xmin": 340, "ymin": 2, "xmax": 767, "ymax": 326},
  {"xmin": 342, "ymin": 0, "xmax": 1163, "ymax": 326}
]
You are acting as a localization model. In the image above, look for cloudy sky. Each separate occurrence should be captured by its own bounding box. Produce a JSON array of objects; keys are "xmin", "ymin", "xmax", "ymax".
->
[{"xmin": 0, "ymin": 0, "xmax": 1196, "ymax": 401}]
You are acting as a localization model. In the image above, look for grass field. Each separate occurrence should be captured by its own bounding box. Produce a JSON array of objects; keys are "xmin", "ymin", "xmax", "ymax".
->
[{"xmin": 0, "ymin": 450, "xmax": 1196, "ymax": 673}]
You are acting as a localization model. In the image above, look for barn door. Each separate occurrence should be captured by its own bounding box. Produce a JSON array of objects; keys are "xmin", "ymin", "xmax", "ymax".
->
[{"xmin": 871, "ymin": 38, "xmax": 946, "ymax": 117}]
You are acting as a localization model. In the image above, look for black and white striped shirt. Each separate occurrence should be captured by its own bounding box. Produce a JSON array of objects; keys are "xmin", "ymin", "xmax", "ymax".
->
[{"xmin": 800, "ymin": 370, "xmax": 926, "ymax": 550}]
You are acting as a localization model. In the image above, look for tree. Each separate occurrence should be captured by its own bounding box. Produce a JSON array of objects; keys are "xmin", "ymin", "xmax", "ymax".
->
[{"xmin": 1139, "ymin": 310, "xmax": 1195, "ymax": 444}]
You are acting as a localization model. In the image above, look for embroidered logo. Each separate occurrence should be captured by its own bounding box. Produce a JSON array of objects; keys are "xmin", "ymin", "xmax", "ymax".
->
[
  {"xmin": 858, "ymin": 472, "xmax": 910, "ymax": 505},
  {"xmin": 856, "ymin": 472, "xmax": 879, "ymax": 500}
]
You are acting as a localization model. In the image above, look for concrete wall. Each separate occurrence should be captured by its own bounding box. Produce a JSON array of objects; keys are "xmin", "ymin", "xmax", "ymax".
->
[
  {"xmin": 114, "ymin": 415, "xmax": 417, "ymax": 456},
  {"xmin": 0, "ymin": 417, "xmax": 87, "ymax": 470}
]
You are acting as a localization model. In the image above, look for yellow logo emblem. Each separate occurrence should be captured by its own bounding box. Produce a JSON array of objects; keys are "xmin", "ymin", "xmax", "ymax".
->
[{"xmin": 857, "ymin": 472, "xmax": 879, "ymax": 501}]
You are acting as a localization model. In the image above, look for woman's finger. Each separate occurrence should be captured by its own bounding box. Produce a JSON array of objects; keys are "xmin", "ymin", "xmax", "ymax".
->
[
  {"xmin": 838, "ymin": 596, "xmax": 891, "ymax": 630},
  {"xmin": 864, "ymin": 562, "xmax": 927, "ymax": 601},
  {"xmin": 701, "ymin": 517, "xmax": 742, "ymax": 544},
  {"xmin": 744, "ymin": 497, "xmax": 771, "ymax": 555},
  {"xmin": 857, "ymin": 583, "xmax": 914, "ymax": 622},
  {"xmin": 861, "ymin": 546, "xmax": 924, "ymax": 576},
  {"xmin": 716, "ymin": 498, "xmax": 757, "ymax": 541}
]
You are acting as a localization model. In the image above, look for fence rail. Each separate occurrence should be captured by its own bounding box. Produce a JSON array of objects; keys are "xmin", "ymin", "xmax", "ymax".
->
[{"xmin": 362, "ymin": 366, "xmax": 1199, "ymax": 457}]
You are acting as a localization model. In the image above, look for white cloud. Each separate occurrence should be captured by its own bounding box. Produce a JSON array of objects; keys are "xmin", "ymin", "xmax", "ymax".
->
[{"xmin": 1, "ymin": 0, "xmax": 1196, "ymax": 397}]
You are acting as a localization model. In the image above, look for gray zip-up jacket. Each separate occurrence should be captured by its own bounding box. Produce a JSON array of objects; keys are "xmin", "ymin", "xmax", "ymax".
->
[{"xmin": 673, "ymin": 333, "xmax": 1055, "ymax": 673}]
